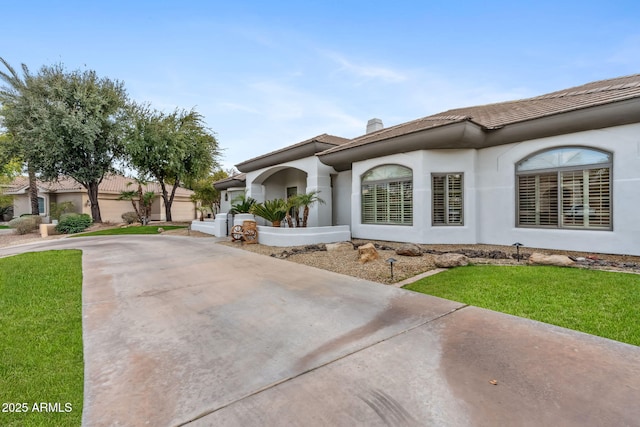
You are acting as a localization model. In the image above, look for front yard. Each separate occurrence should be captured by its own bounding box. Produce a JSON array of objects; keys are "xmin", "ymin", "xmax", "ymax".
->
[
  {"xmin": 404, "ymin": 265, "xmax": 640, "ymax": 346},
  {"xmin": 0, "ymin": 250, "xmax": 83, "ymax": 426}
]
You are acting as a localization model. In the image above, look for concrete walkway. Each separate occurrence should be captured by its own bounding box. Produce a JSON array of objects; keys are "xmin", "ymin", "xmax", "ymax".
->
[{"xmin": 1, "ymin": 236, "xmax": 639, "ymax": 426}]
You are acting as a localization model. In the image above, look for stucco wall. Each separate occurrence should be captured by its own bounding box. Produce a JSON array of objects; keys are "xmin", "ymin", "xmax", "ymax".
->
[
  {"xmin": 476, "ymin": 122, "xmax": 640, "ymax": 255},
  {"xmin": 263, "ymin": 168, "xmax": 306, "ymax": 200},
  {"xmin": 332, "ymin": 170, "xmax": 352, "ymax": 226},
  {"xmin": 348, "ymin": 123, "xmax": 640, "ymax": 255},
  {"xmin": 52, "ymin": 194, "xmax": 83, "ymax": 215},
  {"xmin": 169, "ymin": 198, "xmax": 197, "ymax": 221},
  {"xmin": 351, "ymin": 150, "xmax": 477, "ymax": 244},
  {"xmin": 245, "ymin": 156, "xmax": 336, "ymax": 227}
]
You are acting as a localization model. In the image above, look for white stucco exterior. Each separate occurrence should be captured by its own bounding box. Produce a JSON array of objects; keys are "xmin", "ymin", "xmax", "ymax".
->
[
  {"xmin": 244, "ymin": 156, "xmax": 336, "ymax": 227},
  {"xmin": 220, "ymin": 75, "xmax": 640, "ymax": 255},
  {"xmin": 347, "ymin": 123, "xmax": 640, "ymax": 255}
]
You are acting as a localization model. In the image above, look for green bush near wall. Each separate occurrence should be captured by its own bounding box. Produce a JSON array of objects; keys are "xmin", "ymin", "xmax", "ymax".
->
[{"xmin": 56, "ymin": 213, "xmax": 93, "ymax": 234}]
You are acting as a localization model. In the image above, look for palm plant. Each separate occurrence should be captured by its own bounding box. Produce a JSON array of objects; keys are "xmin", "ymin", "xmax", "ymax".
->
[
  {"xmin": 250, "ymin": 198, "xmax": 287, "ymax": 226},
  {"xmin": 118, "ymin": 179, "xmax": 154, "ymax": 225},
  {"xmin": 284, "ymin": 196, "xmax": 297, "ymax": 228},
  {"xmin": 0, "ymin": 57, "xmax": 38, "ymax": 215},
  {"xmin": 293, "ymin": 191, "xmax": 325, "ymax": 228},
  {"xmin": 229, "ymin": 193, "xmax": 256, "ymax": 214}
]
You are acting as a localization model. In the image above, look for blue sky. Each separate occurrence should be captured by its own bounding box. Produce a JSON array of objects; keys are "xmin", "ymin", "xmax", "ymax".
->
[{"xmin": 2, "ymin": 1, "xmax": 639, "ymax": 170}]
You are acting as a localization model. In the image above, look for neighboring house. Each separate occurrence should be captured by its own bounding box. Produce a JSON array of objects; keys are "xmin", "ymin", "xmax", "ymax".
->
[
  {"xmin": 216, "ymin": 74, "xmax": 640, "ymax": 256},
  {"xmin": 4, "ymin": 174, "xmax": 196, "ymax": 223}
]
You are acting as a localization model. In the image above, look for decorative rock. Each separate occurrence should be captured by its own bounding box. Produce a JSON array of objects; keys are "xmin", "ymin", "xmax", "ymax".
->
[
  {"xmin": 358, "ymin": 242, "xmax": 380, "ymax": 264},
  {"xmin": 434, "ymin": 253, "xmax": 469, "ymax": 268},
  {"xmin": 528, "ymin": 252, "xmax": 575, "ymax": 267},
  {"xmin": 326, "ymin": 241, "xmax": 354, "ymax": 252},
  {"xmin": 157, "ymin": 227, "xmax": 165, "ymax": 233},
  {"xmin": 395, "ymin": 243, "xmax": 422, "ymax": 257}
]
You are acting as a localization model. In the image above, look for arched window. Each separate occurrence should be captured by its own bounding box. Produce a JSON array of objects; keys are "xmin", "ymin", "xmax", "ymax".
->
[
  {"xmin": 361, "ymin": 165, "xmax": 413, "ymax": 225},
  {"xmin": 516, "ymin": 147, "xmax": 612, "ymax": 230}
]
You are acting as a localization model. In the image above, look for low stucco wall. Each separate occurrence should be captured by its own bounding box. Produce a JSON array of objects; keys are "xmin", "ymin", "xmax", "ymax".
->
[
  {"xmin": 257, "ymin": 225, "xmax": 351, "ymax": 247},
  {"xmin": 191, "ymin": 219, "xmax": 217, "ymax": 235}
]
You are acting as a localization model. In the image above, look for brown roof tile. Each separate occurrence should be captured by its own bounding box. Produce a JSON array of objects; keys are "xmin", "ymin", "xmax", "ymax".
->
[
  {"xmin": 237, "ymin": 133, "xmax": 349, "ymax": 166},
  {"xmin": 321, "ymin": 74, "xmax": 640, "ymax": 155}
]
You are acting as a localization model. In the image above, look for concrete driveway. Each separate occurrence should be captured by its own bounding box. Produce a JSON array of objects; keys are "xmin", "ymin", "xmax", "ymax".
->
[{"xmin": 1, "ymin": 235, "xmax": 639, "ymax": 426}]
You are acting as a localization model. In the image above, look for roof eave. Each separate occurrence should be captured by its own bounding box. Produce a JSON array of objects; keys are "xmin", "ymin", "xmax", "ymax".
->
[
  {"xmin": 214, "ymin": 178, "xmax": 247, "ymax": 190},
  {"xmin": 483, "ymin": 97, "xmax": 640, "ymax": 147},
  {"xmin": 236, "ymin": 141, "xmax": 340, "ymax": 173},
  {"xmin": 318, "ymin": 121, "xmax": 485, "ymax": 171}
]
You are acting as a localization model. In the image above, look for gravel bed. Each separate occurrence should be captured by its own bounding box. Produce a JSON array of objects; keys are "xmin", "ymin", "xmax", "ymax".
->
[{"xmin": 219, "ymin": 239, "xmax": 640, "ymax": 284}]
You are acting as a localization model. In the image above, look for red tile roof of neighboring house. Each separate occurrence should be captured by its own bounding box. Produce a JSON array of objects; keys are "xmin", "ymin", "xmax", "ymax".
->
[{"xmin": 3, "ymin": 174, "xmax": 194, "ymax": 197}]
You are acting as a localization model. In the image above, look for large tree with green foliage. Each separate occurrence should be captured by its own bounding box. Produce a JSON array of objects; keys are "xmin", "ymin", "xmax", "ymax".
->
[
  {"xmin": 126, "ymin": 105, "xmax": 221, "ymax": 221},
  {"xmin": 0, "ymin": 61, "xmax": 128, "ymax": 222}
]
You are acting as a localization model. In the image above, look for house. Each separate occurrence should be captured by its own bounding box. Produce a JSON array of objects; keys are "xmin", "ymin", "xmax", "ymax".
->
[
  {"xmin": 4, "ymin": 174, "xmax": 197, "ymax": 223},
  {"xmin": 217, "ymin": 74, "xmax": 640, "ymax": 256}
]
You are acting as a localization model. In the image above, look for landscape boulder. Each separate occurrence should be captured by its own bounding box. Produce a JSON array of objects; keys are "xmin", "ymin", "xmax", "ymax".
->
[
  {"xmin": 326, "ymin": 241, "xmax": 354, "ymax": 252},
  {"xmin": 434, "ymin": 253, "xmax": 469, "ymax": 268},
  {"xmin": 528, "ymin": 252, "xmax": 575, "ymax": 267},
  {"xmin": 358, "ymin": 242, "xmax": 380, "ymax": 264},
  {"xmin": 395, "ymin": 243, "xmax": 423, "ymax": 257}
]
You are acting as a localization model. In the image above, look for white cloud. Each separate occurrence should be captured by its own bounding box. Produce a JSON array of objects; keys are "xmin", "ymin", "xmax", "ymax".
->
[{"xmin": 322, "ymin": 50, "xmax": 407, "ymax": 83}]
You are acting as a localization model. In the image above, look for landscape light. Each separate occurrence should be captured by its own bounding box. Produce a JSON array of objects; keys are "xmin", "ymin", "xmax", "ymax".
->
[
  {"xmin": 386, "ymin": 257, "xmax": 397, "ymax": 280},
  {"xmin": 512, "ymin": 242, "xmax": 524, "ymax": 262}
]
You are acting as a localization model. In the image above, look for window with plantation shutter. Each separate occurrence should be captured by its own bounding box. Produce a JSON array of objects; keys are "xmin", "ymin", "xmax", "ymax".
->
[
  {"xmin": 432, "ymin": 173, "xmax": 463, "ymax": 226},
  {"xmin": 361, "ymin": 165, "xmax": 412, "ymax": 225},
  {"xmin": 516, "ymin": 147, "xmax": 611, "ymax": 230}
]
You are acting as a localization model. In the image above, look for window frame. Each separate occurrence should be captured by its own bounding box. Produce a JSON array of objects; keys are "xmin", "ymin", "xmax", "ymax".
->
[
  {"xmin": 361, "ymin": 164, "xmax": 413, "ymax": 226},
  {"xmin": 432, "ymin": 173, "xmax": 464, "ymax": 226},
  {"xmin": 515, "ymin": 146, "xmax": 612, "ymax": 231}
]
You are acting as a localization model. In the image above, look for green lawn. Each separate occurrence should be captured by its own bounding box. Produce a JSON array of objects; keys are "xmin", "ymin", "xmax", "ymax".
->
[
  {"xmin": 0, "ymin": 225, "xmax": 9, "ymax": 229},
  {"xmin": 72, "ymin": 225, "xmax": 186, "ymax": 237},
  {"xmin": 0, "ymin": 250, "xmax": 83, "ymax": 426},
  {"xmin": 404, "ymin": 265, "xmax": 640, "ymax": 346}
]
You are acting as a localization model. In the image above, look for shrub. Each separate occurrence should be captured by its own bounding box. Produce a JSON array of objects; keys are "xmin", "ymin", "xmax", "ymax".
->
[
  {"xmin": 121, "ymin": 211, "xmax": 139, "ymax": 224},
  {"xmin": 250, "ymin": 199, "xmax": 287, "ymax": 224},
  {"xmin": 56, "ymin": 213, "xmax": 93, "ymax": 234},
  {"xmin": 8, "ymin": 215, "xmax": 42, "ymax": 235},
  {"xmin": 50, "ymin": 201, "xmax": 75, "ymax": 221}
]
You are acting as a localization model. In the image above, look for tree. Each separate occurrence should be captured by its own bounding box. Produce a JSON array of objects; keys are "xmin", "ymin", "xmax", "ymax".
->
[
  {"xmin": 0, "ymin": 59, "xmax": 39, "ymax": 215},
  {"xmin": 293, "ymin": 191, "xmax": 325, "ymax": 227},
  {"xmin": 0, "ymin": 133, "xmax": 22, "ymax": 219},
  {"xmin": 125, "ymin": 105, "xmax": 221, "ymax": 221},
  {"xmin": 188, "ymin": 169, "xmax": 228, "ymax": 214},
  {"xmin": 117, "ymin": 179, "xmax": 155, "ymax": 225},
  {"xmin": 0, "ymin": 61, "xmax": 129, "ymax": 222}
]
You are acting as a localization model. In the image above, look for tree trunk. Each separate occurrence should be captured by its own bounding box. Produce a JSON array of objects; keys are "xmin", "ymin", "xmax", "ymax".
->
[
  {"xmin": 160, "ymin": 179, "xmax": 180, "ymax": 222},
  {"xmin": 87, "ymin": 181, "xmax": 102, "ymax": 223},
  {"xmin": 159, "ymin": 181, "xmax": 169, "ymax": 222},
  {"xmin": 302, "ymin": 205, "xmax": 310, "ymax": 228},
  {"xmin": 28, "ymin": 165, "xmax": 39, "ymax": 215}
]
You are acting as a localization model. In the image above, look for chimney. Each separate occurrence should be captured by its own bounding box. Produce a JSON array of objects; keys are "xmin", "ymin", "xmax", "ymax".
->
[{"xmin": 366, "ymin": 118, "xmax": 383, "ymax": 134}]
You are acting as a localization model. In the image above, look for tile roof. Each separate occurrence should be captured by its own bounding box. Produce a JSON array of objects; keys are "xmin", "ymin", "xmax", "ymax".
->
[
  {"xmin": 4, "ymin": 174, "xmax": 194, "ymax": 197},
  {"xmin": 213, "ymin": 173, "xmax": 246, "ymax": 185},
  {"xmin": 321, "ymin": 74, "xmax": 640, "ymax": 155},
  {"xmin": 237, "ymin": 133, "xmax": 349, "ymax": 166}
]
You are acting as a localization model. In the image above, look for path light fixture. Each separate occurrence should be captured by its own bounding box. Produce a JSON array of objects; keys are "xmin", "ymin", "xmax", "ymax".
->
[
  {"xmin": 386, "ymin": 257, "xmax": 397, "ymax": 280},
  {"xmin": 512, "ymin": 242, "xmax": 524, "ymax": 262}
]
